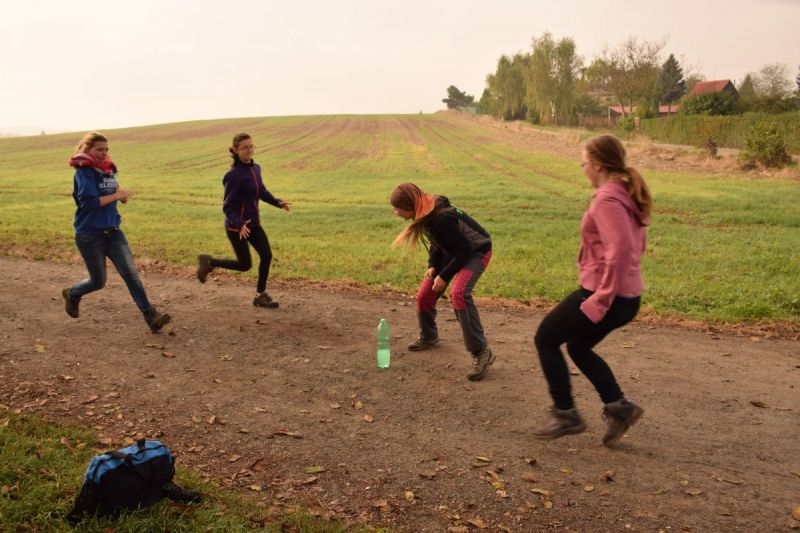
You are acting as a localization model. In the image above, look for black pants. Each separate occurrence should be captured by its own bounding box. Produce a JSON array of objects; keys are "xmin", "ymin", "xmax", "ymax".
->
[
  {"xmin": 534, "ymin": 288, "xmax": 640, "ymax": 410},
  {"xmin": 211, "ymin": 225, "xmax": 272, "ymax": 293}
]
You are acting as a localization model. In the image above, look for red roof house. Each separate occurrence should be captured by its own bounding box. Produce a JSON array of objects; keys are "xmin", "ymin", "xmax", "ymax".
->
[{"xmin": 687, "ymin": 80, "xmax": 738, "ymax": 98}]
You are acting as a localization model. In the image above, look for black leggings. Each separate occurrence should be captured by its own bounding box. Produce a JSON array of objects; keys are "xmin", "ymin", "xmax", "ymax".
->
[
  {"xmin": 534, "ymin": 288, "xmax": 640, "ymax": 410},
  {"xmin": 211, "ymin": 225, "xmax": 273, "ymax": 293}
]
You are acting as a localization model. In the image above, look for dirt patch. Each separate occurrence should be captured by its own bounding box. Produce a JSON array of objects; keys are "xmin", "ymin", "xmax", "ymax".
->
[{"xmin": 2, "ymin": 257, "xmax": 799, "ymax": 531}]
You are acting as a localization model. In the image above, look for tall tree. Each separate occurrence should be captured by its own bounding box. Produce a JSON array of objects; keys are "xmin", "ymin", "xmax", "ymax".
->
[
  {"xmin": 585, "ymin": 37, "xmax": 665, "ymax": 115},
  {"xmin": 525, "ymin": 33, "xmax": 581, "ymax": 125},
  {"xmin": 442, "ymin": 85, "xmax": 474, "ymax": 110},
  {"xmin": 795, "ymin": 65, "xmax": 800, "ymax": 98},
  {"xmin": 754, "ymin": 63, "xmax": 792, "ymax": 97},
  {"xmin": 738, "ymin": 74, "xmax": 756, "ymax": 99},
  {"xmin": 657, "ymin": 54, "xmax": 686, "ymax": 104}
]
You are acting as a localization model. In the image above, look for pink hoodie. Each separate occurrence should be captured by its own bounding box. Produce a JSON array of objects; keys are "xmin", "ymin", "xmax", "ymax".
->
[{"xmin": 578, "ymin": 179, "xmax": 649, "ymax": 323}]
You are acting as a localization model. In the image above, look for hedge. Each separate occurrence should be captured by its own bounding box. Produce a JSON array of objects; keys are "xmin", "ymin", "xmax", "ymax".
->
[{"xmin": 637, "ymin": 112, "xmax": 800, "ymax": 153}]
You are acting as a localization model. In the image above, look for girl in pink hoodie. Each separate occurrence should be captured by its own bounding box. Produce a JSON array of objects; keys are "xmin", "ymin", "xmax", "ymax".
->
[{"xmin": 533, "ymin": 135, "xmax": 652, "ymax": 446}]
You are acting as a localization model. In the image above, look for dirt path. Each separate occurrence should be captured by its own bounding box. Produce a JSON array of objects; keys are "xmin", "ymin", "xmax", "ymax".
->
[{"xmin": 1, "ymin": 257, "xmax": 799, "ymax": 531}]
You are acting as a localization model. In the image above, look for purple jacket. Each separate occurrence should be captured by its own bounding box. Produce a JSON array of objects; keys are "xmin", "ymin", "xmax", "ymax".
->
[
  {"xmin": 578, "ymin": 180, "xmax": 649, "ymax": 323},
  {"xmin": 222, "ymin": 159, "xmax": 282, "ymax": 231}
]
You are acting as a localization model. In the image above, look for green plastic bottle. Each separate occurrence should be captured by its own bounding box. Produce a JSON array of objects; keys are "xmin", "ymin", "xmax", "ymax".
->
[{"xmin": 376, "ymin": 318, "xmax": 390, "ymax": 368}]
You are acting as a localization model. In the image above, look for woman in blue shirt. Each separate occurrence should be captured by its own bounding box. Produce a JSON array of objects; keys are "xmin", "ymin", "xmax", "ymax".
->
[{"xmin": 62, "ymin": 132, "xmax": 170, "ymax": 333}]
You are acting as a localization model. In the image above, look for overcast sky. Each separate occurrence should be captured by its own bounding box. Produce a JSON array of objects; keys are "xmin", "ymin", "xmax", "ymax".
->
[{"xmin": 1, "ymin": 0, "xmax": 798, "ymax": 134}]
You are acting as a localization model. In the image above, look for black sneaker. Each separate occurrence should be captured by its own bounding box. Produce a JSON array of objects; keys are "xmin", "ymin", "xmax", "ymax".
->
[
  {"xmin": 197, "ymin": 254, "xmax": 213, "ymax": 283},
  {"xmin": 602, "ymin": 399, "xmax": 644, "ymax": 447},
  {"xmin": 467, "ymin": 346, "xmax": 495, "ymax": 381},
  {"xmin": 161, "ymin": 481, "xmax": 202, "ymax": 504},
  {"xmin": 253, "ymin": 292, "xmax": 279, "ymax": 308},
  {"xmin": 62, "ymin": 288, "xmax": 80, "ymax": 318},
  {"xmin": 145, "ymin": 309, "xmax": 171, "ymax": 333},
  {"xmin": 407, "ymin": 337, "xmax": 440, "ymax": 351},
  {"xmin": 533, "ymin": 407, "xmax": 587, "ymax": 440}
]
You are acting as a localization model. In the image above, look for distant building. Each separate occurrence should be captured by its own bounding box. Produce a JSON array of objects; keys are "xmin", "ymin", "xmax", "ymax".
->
[
  {"xmin": 607, "ymin": 103, "xmax": 680, "ymax": 123},
  {"xmin": 687, "ymin": 79, "xmax": 738, "ymax": 98}
]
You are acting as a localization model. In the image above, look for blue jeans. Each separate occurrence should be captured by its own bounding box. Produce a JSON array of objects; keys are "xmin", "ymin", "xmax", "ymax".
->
[{"xmin": 69, "ymin": 229, "xmax": 154, "ymax": 317}]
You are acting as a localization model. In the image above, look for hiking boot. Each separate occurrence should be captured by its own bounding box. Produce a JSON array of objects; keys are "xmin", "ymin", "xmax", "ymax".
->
[
  {"xmin": 62, "ymin": 288, "xmax": 80, "ymax": 318},
  {"xmin": 533, "ymin": 407, "xmax": 587, "ymax": 440},
  {"xmin": 253, "ymin": 292, "xmax": 279, "ymax": 308},
  {"xmin": 145, "ymin": 309, "xmax": 171, "ymax": 333},
  {"xmin": 602, "ymin": 399, "xmax": 644, "ymax": 446},
  {"xmin": 161, "ymin": 481, "xmax": 202, "ymax": 504},
  {"xmin": 408, "ymin": 336, "xmax": 440, "ymax": 351},
  {"xmin": 197, "ymin": 254, "xmax": 213, "ymax": 283},
  {"xmin": 466, "ymin": 346, "xmax": 495, "ymax": 381}
]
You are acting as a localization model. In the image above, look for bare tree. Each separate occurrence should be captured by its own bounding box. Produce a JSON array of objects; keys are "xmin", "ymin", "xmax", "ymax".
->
[
  {"xmin": 754, "ymin": 63, "xmax": 792, "ymax": 98},
  {"xmin": 586, "ymin": 37, "xmax": 666, "ymax": 116}
]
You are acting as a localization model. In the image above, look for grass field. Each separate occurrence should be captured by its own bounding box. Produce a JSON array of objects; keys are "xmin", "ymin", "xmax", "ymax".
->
[
  {"xmin": 0, "ymin": 410, "xmax": 360, "ymax": 532},
  {"xmin": 0, "ymin": 113, "xmax": 798, "ymax": 323}
]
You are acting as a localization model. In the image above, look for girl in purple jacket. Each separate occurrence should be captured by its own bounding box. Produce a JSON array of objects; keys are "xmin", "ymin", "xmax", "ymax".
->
[
  {"xmin": 197, "ymin": 133, "xmax": 290, "ymax": 307},
  {"xmin": 533, "ymin": 135, "xmax": 652, "ymax": 446}
]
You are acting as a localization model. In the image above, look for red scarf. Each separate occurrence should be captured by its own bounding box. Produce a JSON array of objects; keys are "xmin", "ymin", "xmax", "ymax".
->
[{"xmin": 68, "ymin": 153, "xmax": 117, "ymax": 173}]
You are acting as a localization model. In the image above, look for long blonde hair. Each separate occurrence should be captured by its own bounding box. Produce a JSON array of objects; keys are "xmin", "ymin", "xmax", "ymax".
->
[
  {"xmin": 75, "ymin": 132, "xmax": 107, "ymax": 155},
  {"xmin": 390, "ymin": 183, "xmax": 438, "ymax": 249},
  {"xmin": 585, "ymin": 135, "xmax": 652, "ymax": 219}
]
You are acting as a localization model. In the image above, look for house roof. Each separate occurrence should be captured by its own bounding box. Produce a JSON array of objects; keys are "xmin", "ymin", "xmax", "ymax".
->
[{"xmin": 688, "ymin": 80, "xmax": 734, "ymax": 97}]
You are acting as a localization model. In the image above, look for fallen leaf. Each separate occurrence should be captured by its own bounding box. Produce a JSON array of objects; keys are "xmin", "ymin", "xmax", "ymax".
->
[
  {"xmin": 363, "ymin": 415, "xmax": 374, "ymax": 423},
  {"xmin": 520, "ymin": 473, "xmax": 537, "ymax": 483},
  {"xmin": 404, "ymin": 490, "xmax": 415, "ymax": 502},
  {"xmin": 60, "ymin": 375, "xmax": 75, "ymax": 381},
  {"xmin": 301, "ymin": 476, "xmax": 318, "ymax": 485},
  {"xmin": 80, "ymin": 395, "xmax": 99, "ymax": 404},
  {"xmin": 475, "ymin": 456, "xmax": 491, "ymax": 463},
  {"xmin": 330, "ymin": 402, "xmax": 341, "ymax": 409},
  {"xmin": 543, "ymin": 500, "xmax": 553, "ymax": 509},
  {"xmin": 792, "ymin": 471, "xmax": 800, "ymax": 479},
  {"xmin": 559, "ymin": 467, "xmax": 571, "ymax": 474},
  {"xmin": 685, "ymin": 488, "xmax": 703, "ymax": 496},
  {"xmin": 419, "ymin": 469, "xmax": 438, "ymax": 479},
  {"xmin": 249, "ymin": 457, "xmax": 269, "ymax": 472},
  {"xmin": 60, "ymin": 437, "xmax": 73, "ymax": 450},
  {"xmin": 248, "ymin": 484, "xmax": 262, "ymax": 491},
  {"xmin": 144, "ymin": 372, "xmax": 156, "ymax": 378},
  {"xmin": 354, "ymin": 400, "xmax": 364, "ymax": 409},
  {"xmin": 602, "ymin": 470, "xmax": 616, "ymax": 482},
  {"xmin": 272, "ymin": 430, "xmax": 303, "ymax": 438},
  {"xmin": 793, "ymin": 506, "xmax": 800, "ymax": 521},
  {"xmin": 34, "ymin": 344, "xmax": 46, "ymax": 352},
  {"xmin": 161, "ymin": 351, "xmax": 175, "ymax": 358},
  {"xmin": 531, "ymin": 488, "xmax": 551, "ymax": 496},
  {"xmin": 372, "ymin": 499, "xmax": 390, "ymax": 510},
  {"xmin": 227, "ymin": 454, "xmax": 241, "ymax": 463},
  {"xmin": 584, "ymin": 485, "xmax": 595, "ymax": 492},
  {"xmin": 304, "ymin": 466, "xmax": 326, "ymax": 474},
  {"xmin": 524, "ymin": 457, "xmax": 537, "ymax": 466},
  {"xmin": 467, "ymin": 517, "xmax": 489, "ymax": 529},
  {"xmin": 680, "ymin": 480, "xmax": 689, "ymax": 487},
  {"xmin": 207, "ymin": 415, "xmax": 217, "ymax": 425},
  {"xmin": 750, "ymin": 400, "xmax": 768, "ymax": 408}
]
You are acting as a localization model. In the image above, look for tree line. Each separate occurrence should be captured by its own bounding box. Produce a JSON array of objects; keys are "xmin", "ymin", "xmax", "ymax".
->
[{"xmin": 443, "ymin": 33, "xmax": 800, "ymax": 125}]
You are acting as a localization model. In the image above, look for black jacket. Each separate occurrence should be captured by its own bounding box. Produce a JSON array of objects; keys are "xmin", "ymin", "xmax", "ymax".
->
[{"xmin": 423, "ymin": 196, "xmax": 491, "ymax": 282}]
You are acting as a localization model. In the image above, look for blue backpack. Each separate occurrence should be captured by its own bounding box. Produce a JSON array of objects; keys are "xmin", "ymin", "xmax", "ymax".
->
[{"xmin": 66, "ymin": 439, "xmax": 175, "ymax": 523}]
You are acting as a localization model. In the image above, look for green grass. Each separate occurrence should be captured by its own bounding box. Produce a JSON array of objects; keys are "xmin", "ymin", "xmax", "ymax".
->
[
  {"xmin": 0, "ymin": 113, "xmax": 798, "ymax": 323},
  {"xmin": 0, "ymin": 410, "xmax": 368, "ymax": 532}
]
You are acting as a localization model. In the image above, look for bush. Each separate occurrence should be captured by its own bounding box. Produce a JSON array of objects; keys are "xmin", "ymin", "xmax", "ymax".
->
[
  {"xmin": 615, "ymin": 115, "xmax": 636, "ymax": 133},
  {"xmin": 679, "ymin": 92, "xmax": 737, "ymax": 116},
  {"xmin": 738, "ymin": 123, "xmax": 793, "ymax": 169}
]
